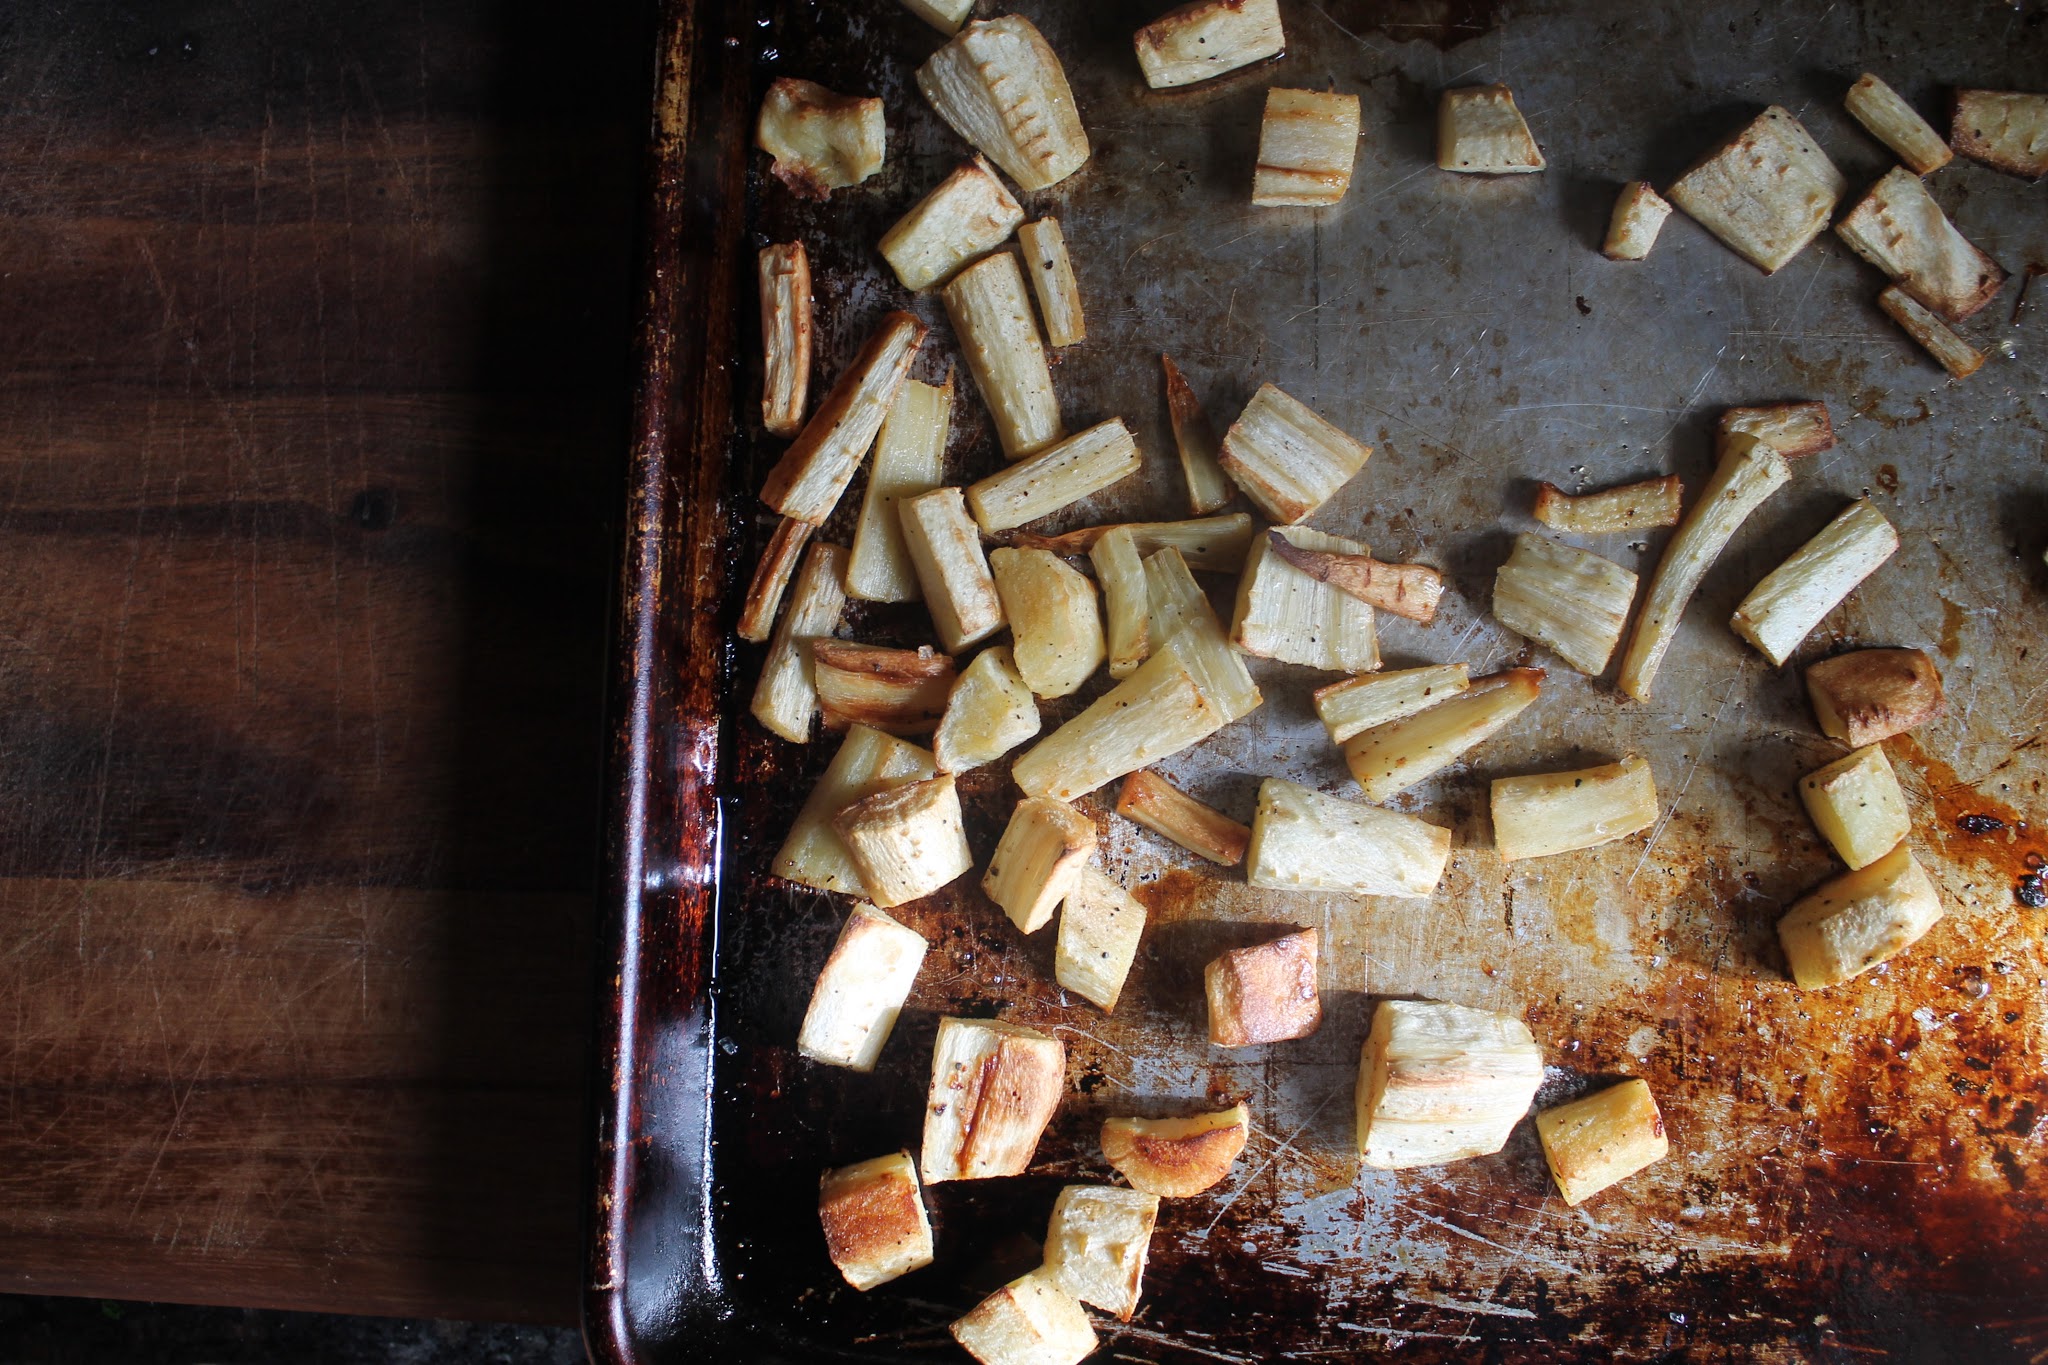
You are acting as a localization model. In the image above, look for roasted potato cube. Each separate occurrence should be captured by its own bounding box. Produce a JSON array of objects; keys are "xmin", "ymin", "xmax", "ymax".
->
[
  {"xmin": 1253, "ymin": 87, "xmax": 1361, "ymax": 206},
  {"xmin": 934, "ymin": 645, "xmax": 1041, "ymax": 774},
  {"xmin": 1845, "ymin": 74, "xmax": 1951, "ymax": 175},
  {"xmin": 880, "ymin": 156, "xmax": 1025, "ymax": 292},
  {"xmin": 1603, "ymin": 180, "xmax": 1672, "ymax": 260},
  {"xmin": 1043, "ymin": 1185, "xmax": 1160, "ymax": 1321},
  {"xmin": 1805, "ymin": 648, "xmax": 1944, "ymax": 748},
  {"xmin": 1535, "ymin": 1079, "xmax": 1668, "ymax": 1206},
  {"xmin": 1777, "ymin": 842, "xmax": 1945, "ymax": 988},
  {"xmin": 1247, "ymin": 778, "xmax": 1450, "ymax": 898},
  {"xmin": 1134, "ymin": 0, "xmax": 1285, "ymax": 90},
  {"xmin": 1054, "ymin": 865, "xmax": 1147, "ymax": 1013},
  {"xmin": 1206, "ymin": 927, "xmax": 1320, "ymax": 1047},
  {"xmin": 984, "ymin": 796, "xmax": 1098, "ymax": 934},
  {"xmin": 922, "ymin": 1017, "xmax": 1066, "ymax": 1182},
  {"xmin": 755, "ymin": 77, "xmax": 886, "ymax": 199},
  {"xmin": 1730, "ymin": 498, "xmax": 1899, "ymax": 668},
  {"xmin": 1438, "ymin": 84, "xmax": 1544, "ymax": 174},
  {"xmin": 798, "ymin": 903, "xmax": 929, "ymax": 1071},
  {"xmin": 831, "ymin": 774, "xmax": 974, "ymax": 909},
  {"xmin": 951, "ymin": 1271, "xmax": 1097, "ymax": 1365},
  {"xmin": 819, "ymin": 1151, "xmax": 935, "ymax": 1291},
  {"xmin": 1218, "ymin": 383, "xmax": 1372, "ymax": 525},
  {"xmin": 1950, "ymin": 89, "xmax": 2048, "ymax": 180},
  {"xmin": 1356, "ymin": 999, "xmax": 1544, "ymax": 1170},
  {"xmin": 1835, "ymin": 167, "xmax": 2006, "ymax": 323},
  {"xmin": 989, "ymin": 547, "xmax": 1107, "ymax": 699},
  {"xmin": 1491, "ymin": 755, "xmax": 1659, "ymax": 863},
  {"xmin": 1666, "ymin": 106, "xmax": 1845, "ymax": 273},
  {"xmin": 1100, "ymin": 1104, "xmax": 1249, "ymax": 1197},
  {"xmin": 919, "ymin": 16, "xmax": 1090, "ymax": 191},
  {"xmin": 1799, "ymin": 744, "xmax": 1912, "ymax": 871}
]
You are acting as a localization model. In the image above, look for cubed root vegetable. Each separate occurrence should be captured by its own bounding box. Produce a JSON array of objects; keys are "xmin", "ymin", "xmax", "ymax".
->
[
  {"xmin": 1799, "ymin": 744, "xmax": 1911, "ymax": 871},
  {"xmin": 1805, "ymin": 648, "xmax": 1944, "ymax": 747},
  {"xmin": 1342, "ymin": 669, "xmax": 1542, "ymax": 802},
  {"xmin": 921, "ymin": 1017, "xmax": 1066, "ymax": 1181},
  {"xmin": 831, "ymin": 774, "xmax": 974, "ymax": 909},
  {"xmin": 1218, "ymin": 384, "xmax": 1372, "ymax": 525},
  {"xmin": 1491, "ymin": 755, "xmax": 1659, "ymax": 863},
  {"xmin": 1535, "ymin": 1079, "xmax": 1669, "ymax": 1206},
  {"xmin": 1949, "ymin": 89, "xmax": 2048, "ymax": 180},
  {"xmin": 798, "ymin": 904, "xmax": 928, "ymax": 1071},
  {"xmin": 1844, "ymin": 73, "xmax": 1951, "ymax": 175},
  {"xmin": 1835, "ymin": 167, "xmax": 2006, "ymax": 323},
  {"xmin": 1356, "ymin": 999, "xmax": 1545, "ymax": 1169},
  {"xmin": 1666, "ymin": 106, "xmax": 1845, "ymax": 274},
  {"xmin": 918, "ymin": 16, "xmax": 1091, "ymax": 191},
  {"xmin": 1043, "ymin": 1186, "xmax": 1160, "ymax": 1321},
  {"xmin": 819, "ymin": 1151, "xmax": 935, "ymax": 1291},
  {"xmin": 1247, "ymin": 778, "xmax": 1451, "ymax": 897},
  {"xmin": 1253, "ymin": 87, "xmax": 1362, "ymax": 206},
  {"xmin": 983, "ymin": 796, "xmax": 1097, "ymax": 934},
  {"xmin": 1438, "ymin": 84, "xmax": 1544, "ymax": 173},
  {"xmin": 1603, "ymin": 181, "xmax": 1672, "ymax": 260},
  {"xmin": 1206, "ymin": 927, "xmax": 1320, "ymax": 1046},
  {"xmin": 1133, "ymin": 0, "xmax": 1285, "ymax": 90},
  {"xmin": 1777, "ymin": 842, "xmax": 1945, "ymax": 988},
  {"xmin": 879, "ymin": 156, "xmax": 1025, "ymax": 292},
  {"xmin": 1729, "ymin": 498, "xmax": 1899, "ymax": 668},
  {"xmin": 951, "ymin": 1272, "xmax": 1098, "ymax": 1365},
  {"xmin": 755, "ymin": 78, "xmax": 886, "ymax": 199}
]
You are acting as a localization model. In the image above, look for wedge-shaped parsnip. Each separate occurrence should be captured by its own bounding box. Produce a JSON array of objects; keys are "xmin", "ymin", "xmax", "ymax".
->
[
  {"xmin": 756, "ymin": 78, "xmax": 886, "ymax": 199},
  {"xmin": 1100, "ymin": 1104, "xmax": 1248, "ymax": 1197},
  {"xmin": 1139, "ymin": 549, "xmax": 1262, "ymax": 720},
  {"xmin": 1716, "ymin": 402, "xmax": 1835, "ymax": 460},
  {"xmin": 1134, "ymin": 0, "xmax": 1284, "ymax": 89},
  {"xmin": 1806, "ymin": 648, "xmax": 1944, "ymax": 748},
  {"xmin": 1265, "ymin": 530, "xmax": 1444, "ymax": 624},
  {"xmin": 1055, "ymin": 865, "xmax": 1147, "ymax": 1012},
  {"xmin": 1437, "ymin": 84, "xmax": 1544, "ymax": 174},
  {"xmin": 848, "ymin": 373, "xmax": 953, "ymax": 604},
  {"xmin": 832, "ymin": 774, "xmax": 974, "ymax": 909},
  {"xmin": 1117, "ymin": 770, "xmax": 1249, "ymax": 865},
  {"xmin": 969, "ymin": 419, "xmax": 1142, "ymax": 533},
  {"xmin": 1845, "ymin": 74, "xmax": 1951, "ymax": 175},
  {"xmin": 1878, "ymin": 285, "xmax": 1986, "ymax": 380},
  {"xmin": 1491, "ymin": 755, "xmax": 1658, "ymax": 863},
  {"xmin": 1015, "ymin": 512, "xmax": 1256, "ymax": 571},
  {"xmin": 934, "ymin": 645, "xmax": 1041, "ymax": 774},
  {"xmin": 1247, "ymin": 778, "xmax": 1451, "ymax": 898},
  {"xmin": 1836, "ymin": 167, "xmax": 2006, "ymax": 323},
  {"xmin": 1343, "ymin": 668, "xmax": 1542, "ymax": 802},
  {"xmin": 989, "ymin": 547, "xmax": 1106, "ymax": 699},
  {"xmin": 1799, "ymin": 744, "xmax": 1911, "ymax": 871},
  {"xmin": 921, "ymin": 1016, "xmax": 1066, "ymax": 1182},
  {"xmin": 751, "ymin": 541, "xmax": 848, "ymax": 743},
  {"xmin": 1492, "ymin": 533, "xmax": 1637, "ymax": 676},
  {"xmin": 774, "ymin": 726, "xmax": 936, "ymax": 895},
  {"xmin": 900, "ymin": 487, "xmax": 1005, "ymax": 653},
  {"xmin": 738, "ymin": 516, "xmax": 815, "ymax": 644},
  {"xmin": 819, "ymin": 1151, "xmax": 935, "ymax": 1291},
  {"xmin": 1144, "ymin": 544, "xmax": 1220, "ymax": 642},
  {"xmin": 1231, "ymin": 527, "xmax": 1381, "ymax": 672},
  {"xmin": 881, "ymin": 157, "xmax": 1024, "ymax": 292},
  {"xmin": 1602, "ymin": 181, "xmax": 1672, "ymax": 260},
  {"xmin": 1018, "ymin": 218, "xmax": 1085, "ymax": 347},
  {"xmin": 1535, "ymin": 1080, "xmax": 1668, "ymax": 1207},
  {"xmin": 759, "ymin": 243, "xmax": 812, "ymax": 437},
  {"xmin": 918, "ymin": 16, "xmax": 1090, "ymax": 192},
  {"xmin": 799, "ymin": 904, "xmax": 929, "ymax": 1071},
  {"xmin": 1356, "ymin": 999, "xmax": 1545, "ymax": 1170},
  {"xmin": 1219, "ymin": 383, "xmax": 1373, "ymax": 525},
  {"xmin": 1667, "ymin": 106, "xmax": 1845, "ymax": 274},
  {"xmin": 1533, "ymin": 475, "xmax": 1682, "ymax": 534},
  {"xmin": 897, "ymin": 0, "xmax": 971, "ymax": 38},
  {"xmin": 1043, "ymin": 1185, "xmax": 1159, "ymax": 1321},
  {"xmin": 1314, "ymin": 664, "xmax": 1469, "ymax": 746},
  {"xmin": 1777, "ymin": 842, "xmax": 1944, "ymax": 988},
  {"xmin": 1206, "ymin": 927, "xmax": 1320, "ymax": 1046},
  {"xmin": 1091, "ymin": 527, "xmax": 1151, "ymax": 680},
  {"xmin": 1950, "ymin": 89, "xmax": 2048, "ymax": 180},
  {"xmin": 761, "ymin": 312, "xmax": 927, "ymax": 524},
  {"xmin": 945, "ymin": 252, "xmax": 1063, "ymax": 461},
  {"xmin": 814, "ymin": 642, "xmax": 956, "ymax": 736},
  {"xmin": 1253, "ymin": 88, "xmax": 1361, "ymax": 206},
  {"xmin": 1160, "ymin": 355, "xmax": 1235, "ymax": 515},
  {"xmin": 951, "ymin": 1271, "xmax": 1097, "ymax": 1365},
  {"xmin": 984, "ymin": 796, "xmax": 1098, "ymax": 933},
  {"xmin": 1730, "ymin": 498, "xmax": 1899, "ymax": 668},
  {"xmin": 1618, "ymin": 432, "xmax": 1790, "ymax": 702}
]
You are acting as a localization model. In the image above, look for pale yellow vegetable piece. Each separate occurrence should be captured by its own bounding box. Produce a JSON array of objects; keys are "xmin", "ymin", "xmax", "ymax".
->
[
  {"xmin": 1666, "ymin": 106, "xmax": 1845, "ymax": 274},
  {"xmin": 1133, "ymin": 0, "xmax": 1284, "ymax": 90},
  {"xmin": 1054, "ymin": 865, "xmax": 1147, "ymax": 1012},
  {"xmin": 773, "ymin": 725, "xmax": 935, "ymax": 895},
  {"xmin": 1253, "ymin": 87, "xmax": 1361, "ymax": 206},
  {"xmin": 1246, "ymin": 778, "xmax": 1450, "ymax": 899},
  {"xmin": 983, "ymin": 795, "xmax": 1097, "ymax": 934},
  {"xmin": 1535, "ymin": 1080, "xmax": 1668, "ymax": 1206},
  {"xmin": 1160, "ymin": 355, "xmax": 1236, "ymax": 515},
  {"xmin": 758, "ymin": 242, "xmax": 812, "ymax": 437},
  {"xmin": 1844, "ymin": 73, "xmax": 1951, "ymax": 175},
  {"xmin": 918, "ymin": 16, "xmax": 1090, "ymax": 191},
  {"xmin": 1218, "ymin": 382, "xmax": 1372, "ymax": 525},
  {"xmin": 847, "ymin": 373, "xmax": 954, "ymax": 604},
  {"xmin": 1356, "ymin": 999, "xmax": 1544, "ymax": 1169},
  {"xmin": 1437, "ymin": 84, "xmax": 1544, "ymax": 174},
  {"xmin": 1490, "ymin": 755, "xmax": 1658, "ymax": 863},
  {"xmin": 968, "ymin": 419, "xmax": 1142, "ymax": 534},
  {"xmin": 819, "ymin": 1151, "xmax": 934, "ymax": 1291},
  {"xmin": 1091, "ymin": 526, "xmax": 1152, "ymax": 680},
  {"xmin": 945, "ymin": 252, "xmax": 1064, "ymax": 461},
  {"xmin": 1799, "ymin": 744, "xmax": 1911, "ymax": 871},
  {"xmin": 1602, "ymin": 181, "xmax": 1671, "ymax": 260},
  {"xmin": 831, "ymin": 774, "xmax": 973, "ymax": 909},
  {"xmin": 813, "ymin": 642, "xmax": 955, "ymax": 737},
  {"xmin": 1313, "ymin": 664, "xmax": 1469, "ymax": 746},
  {"xmin": 1343, "ymin": 668, "xmax": 1542, "ymax": 802},
  {"xmin": 1231, "ymin": 526, "xmax": 1380, "ymax": 673},
  {"xmin": 1492, "ymin": 532, "xmax": 1637, "ymax": 676},
  {"xmin": 951, "ymin": 1272, "xmax": 1097, "ymax": 1365},
  {"xmin": 1878, "ymin": 285, "xmax": 1985, "ymax": 380},
  {"xmin": 1777, "ymin": 842, "xmax": 1944, "ymax": 988},
  {"xmin": 921, "ymin": 1017, "xmax": 1066, "ymax": 1181},
  {"xmin": 798, "ymin": 904, "xmax": 929, "ymax": 1071},
  {"xmin": 1010, "ymin": 512, "xmax": 1255, "ymax": 571},
  {"xmin": 897, "ymin": 0, "xmax": 973, "ymax": 38},
  {"xmin": 737, "ymin": 515, "xmax": 815, "ymax": 645},
  {"xmin": 1116, "ymin": 770, "xmax": 1249, "ymax": 866},
  {"xmin": 1043, "ymin": 1185, "xmax": 1159, "ymax": 1321},
  {"xmin": 899, "ymin": 487, "xmax": 1005, "ymax": 653},
  {"xmin": 989, "ymin": 547, "xmax": 1106, "ymax": 699},
  {"xmin": 755, "ymin": 78, "xmax": 886, "ymax": 199},
  {"xmin": 933, "ymin": 645, "xmax": 1040, "ymax": 775},
  {"xmin": 1100, "ymin": 1104, "xmax": 1248, "ymax": 1197},
  {"xmin": 1835, "ymin": 167, "xmax": 2006, "ymax": 322},
  {"xmin": 1730, "ymin": 498, "xmax": 1899, "ymax": 668},
  {"xmin": 879, "ymin": 156, "xmax": 1024, "ymax": 292},
  {"xmin": 1018, "ymin": 218, "xmax": 1085, "ymax": 347},
  {"xmin": 1805, "ymin": 648, "xmax": 1944, "ymax": 748},
  {"xmin": 1206, "ymin": 927, "xmax": 1320, "ymax": 1046},
  {"xmin": 760, "ymin": 311, "xmax": 927, "ymax": 524},
  {"xmin": 1950, "ymin": 89, "xmax": 2048, "ymax": 179},
  {"xmin": 750, "ymin": 540, "xmax": 847, "ymax": 743}
]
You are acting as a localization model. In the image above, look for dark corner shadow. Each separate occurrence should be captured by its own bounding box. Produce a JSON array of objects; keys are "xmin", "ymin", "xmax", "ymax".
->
[
  {"xmin": 1638, "ymin": 101, "xmax": 1759, "ymax": 189},
  {"xmin": 1996, "ymin": 489, "xmax": 2048, "ymax": 596},
  {"xmin": 1559, "ymin": 172, "xmax": 1618, "ymax": 256}
]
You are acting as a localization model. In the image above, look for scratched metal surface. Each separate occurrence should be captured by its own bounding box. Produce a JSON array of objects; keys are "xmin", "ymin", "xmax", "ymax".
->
[{"xmin": 681, "ymin": 0, "xmax": 2048, "ymax": 1360}]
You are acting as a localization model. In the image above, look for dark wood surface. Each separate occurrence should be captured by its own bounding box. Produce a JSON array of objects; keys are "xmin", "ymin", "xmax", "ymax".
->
[{"xmin": 0, "ymin": 0, "xmax": 649, "ymax": 1324}]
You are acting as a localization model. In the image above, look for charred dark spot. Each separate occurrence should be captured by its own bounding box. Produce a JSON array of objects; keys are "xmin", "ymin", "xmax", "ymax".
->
[
  {"xmin": 1959, "ymin": 813, "xmax": 2007, "ymax": 835},
  {"xmin": 1574, "ymin": 295, "xmax": 1591, "ymax": 316},
  {"xmin": 2016, "ymin": 874, "xmax": 2047, "ymax": 909}
]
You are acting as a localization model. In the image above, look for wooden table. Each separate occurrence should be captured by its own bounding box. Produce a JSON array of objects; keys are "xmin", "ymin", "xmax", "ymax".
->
[{"xmin": 0, "ymin": 0, "xmax": 650, "ymax": 1323}]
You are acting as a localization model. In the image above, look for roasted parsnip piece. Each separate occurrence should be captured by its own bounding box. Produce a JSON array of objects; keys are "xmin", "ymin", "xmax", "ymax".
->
[
  {"xmin": 1100, "ymin": 1104, "xmax": 1249, "ymax": 1197},
  {"xmin": 1160, "ymin": 355, "xmax": 1235, "ymax": 515},
  {"xmin": 1133, "ymin": 0, "xmax": 1284, "ymax": 89},
  {"xmin": 1231, "ymin": 527, "xmax": 1381, "ymax": 673},
  {"xmin": 774, "ymin": 725, "xmax": 936, "ymax": 895},
  {"xmin": 921, "ymin": 1016, "xmax": 1066, "ymax": 1181},
  {"xmin": 989, "ymin": 547, "xmax": 1106, "ymax": 698},
  {"xmin": 1716, "ymin": 402, "xmax": 1835, "ymax": 460},
  {"xmin": 813, "ymin": 642, "xmax": 956, "ymax": 736},
  {"xmin": 1730, "ymin": 498, "xmax": 1899, "ymax": 667},
  {"xmin": 1492, "ymin": 533, "xmax": 1637, "ymax": 676},
  {"xmin": 1666, "ymin": 106, "xmax": 1845, "ymax": 274},
  {"xmin": 1206, "ymin": 927, "xmax": 1320, "ymax": 1047},
  {"xmin": 1618, "ymin": 432, "xmax": 1791, "ymax": 702},
  {"xmin": 1313, "ymin": 664, "xmax": 1469, "ymax": 746},
  {"xmin": 1950, "ymin": 89, "xmax": 2048, "ymax": 180},
  {"xmin": 1878, "ymin": 285, "xmax": 1986, "ymax": 379},
  {"xmin": 751, "ymin": 540, "xmax": 848, "ymax": 743},
  {"xmin": 1342, "ymin": 668, "xmax": 1543, "ymax": 802},
  {"xmin": 1141, "ymin": 549, "xmax": 1262, "ymax": 719},
  {"xmin": 899, "ymin": 487, "xmax": 1006, "ymax": 653},
  {"xmin": 968, "ymin": 419, "xmax": 1142, "ymax": 533},
  {"xmin": 1253, "ymin": 87, "xmax": 1362, "ymax": 206},
  {"xmin": 1043, "ymin": 1185, "xmax": 1159, "ymax": 1321},
  {"xmin": 819, "ymin": 1151, "xmax": 935, "ymax": 1291},
  {"xmin": 1437, "ymin": 84, "xmax": 1544, "ymax": 174},
  {"xmin": 1144, "ymin": 544, "xmax": 1220, "ymax": 642},
  {"xmin": 1805, "ymin": 648, "xmax": 1944, "ymax": 747},
  {"xmin": 1356, "ymin": 999, "xmax": 1545, "ymax": 1170},
  {"xmin": 1091, "ymin": 526, "xmax": 1151, "ymax": 679},
  {"xmin": 945, "ymin": 252, "xmax": 1064, "ymax": 460},
  {"xmin": 738, "ymin": 515, "xmax": 815, "ymax": 644},
  {"xmin": 933, "ymin": 645, "xmax": 1041, "ymax": 774},
  {"xmin": 1777, "ymin": 842, "xmax": 1944, "ymax": 988},
  {"xmin": 758, "ymin": 243, "xmax": 812, "ymax": 437},
  {"xmin": 1265, "ymin": 530, "xmax": 1444, "ymax": 624},
  {"xmin": 755, "ymin": 78, "xmax": 886, "ymax": 199},
  {"xmin": 1117, "ymin": 770, "xmax": 1249, "ymax": 865},
  {"xmin": 1535, "ymin": 1080, "xmax": 1668, "ymax": 1206},
  {"xmin": 951, "ymin": 1271, "xmax": 1097, "ymax": 1365},
  {"xmin": 898, "ymin": 0, "xmax": 972, "ymax": 35},
  {"xmin": 984, "ymin": 796, "xmax": 1098, "ymax": 934},
  {"xmin": 1835, "ymin": 167, "xmax": 2006, "ymax": 323},
  {"xmin": 761, "ymin": 311, "xmax": 927, "ymax": 524},
  {"xmin": 1018, "ymin": 218, "xmax": 1085, "ymax": 347},
  {"xmin": 1054, "ymin": 865, "xmax": 1147, "ymax": 1012},
  {"xmin": 848, "ymin": 373, "xmax": 953, "ymax": 603},
  {"xmin": 1532, "ymin": 475, "xmax": 1682, "ymax": 534},
  {"xmin": 831, "ymin": 774, "xmax": 974, "ymax": 909},
  {"xmin": 799, "ymin": 904, "xmax": 929, "ymax": 1071},
  {"xmin": 1247, "ymin": 778, "xmax": 1451, "ymax": 898},
  {"xmin": 918, "ymin": 16, "xmax": 1090, "ymax": 191},
  {"xmin": 1799, "ymin": 744, "xmax": 1911, "ymax": 871},
  {"xmin": 880, "ymin": 157, "xmax": 1024, "ymax": 292},
  {"xmin": 1845, "ymin": 74, "xmax": 1951, "ymax": 175},
  {"xmin": 1219, "ymin": 383, "xmax": 1373, "ymax": 525},
  {"xmin": 1602, "ymin": 181, "xmax": 1672, "ymax": 260},
  {"xmin": 1491, "ymin": 755, "xmax": 1658, "ymax": 863},
  {"xmin": 1013, "ymin": 512, "xmax": 1256, "ymax": 571}
]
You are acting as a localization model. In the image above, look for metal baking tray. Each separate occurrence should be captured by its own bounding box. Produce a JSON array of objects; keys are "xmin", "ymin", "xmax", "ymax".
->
[{"xmin": 587, "ymin": 0, "xmax": 2048, "ymax": 1359}]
